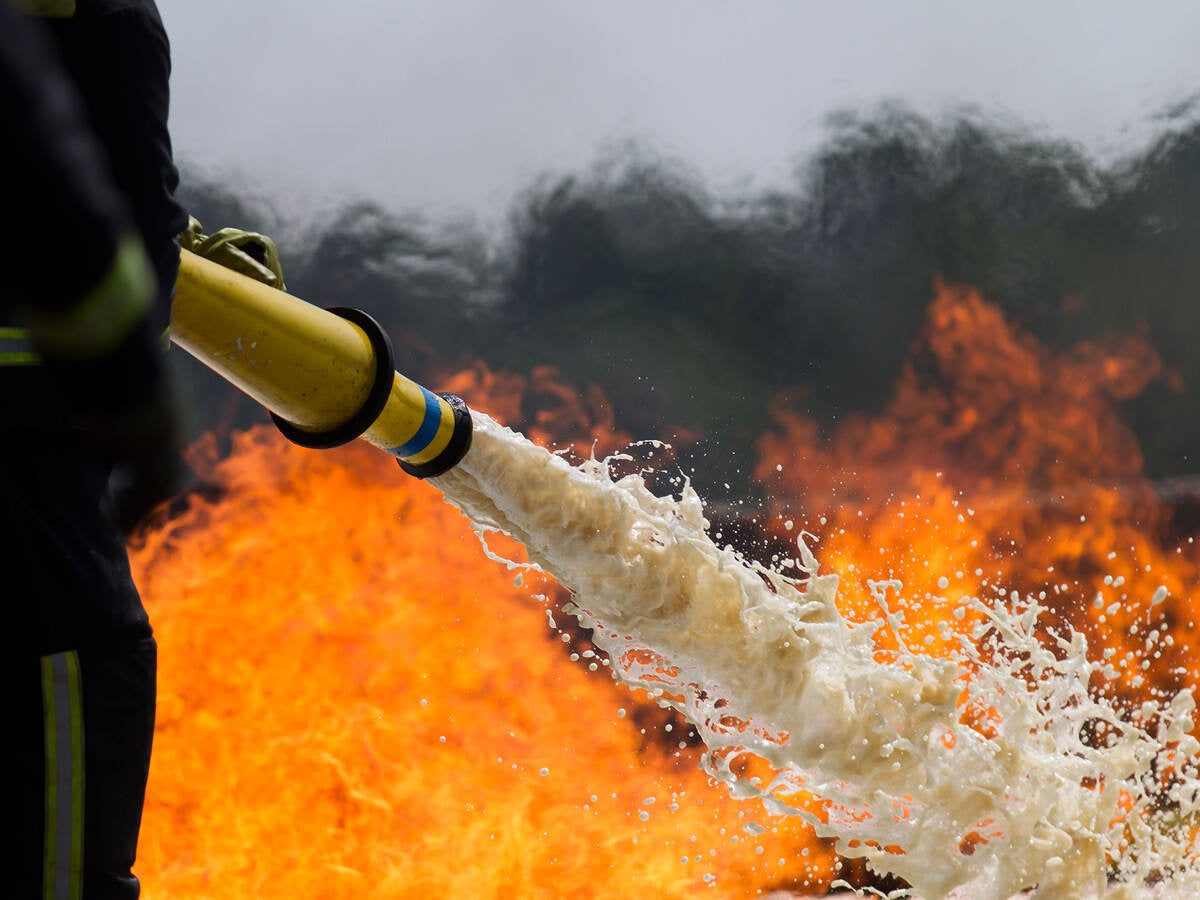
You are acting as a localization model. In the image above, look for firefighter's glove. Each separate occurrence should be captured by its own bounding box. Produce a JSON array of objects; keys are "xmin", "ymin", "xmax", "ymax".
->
[
  {"xmin": 45, "ymin": 318, "xmax": 188, "ymax": 535},
  {"xmin": 34, "ymin": 341, "xmax": 186, "ymax": 535},
  {"xmin": 179, "ymin": 216, "xmax": 286, "ymax": 290},
  {"xmin": 100, "ymin": 379, "xmax": 186, "ymax": 535},
  {"xmin": 62, "ymin": 311, "xmax": 187, "ymax": 535},
  {"xmin": 22, "ymin": 233, "xmax": 186, "ymax": 534}
]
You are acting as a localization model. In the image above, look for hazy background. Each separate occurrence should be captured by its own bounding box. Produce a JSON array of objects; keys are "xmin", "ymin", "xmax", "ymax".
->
[
  {"xmin": 157, "ymin": 0, "xmax": 1200, "ymax": 503},
  {"xmin": 162, "ymin": 0, "xmax": 1199, "ymax": 219}
]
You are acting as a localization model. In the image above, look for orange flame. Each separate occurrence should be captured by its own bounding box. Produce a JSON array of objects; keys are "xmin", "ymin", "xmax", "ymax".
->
[
  {"xmin": 129, "ymin": 279, "xmax": 1200, "ymax": 896},
  {"xmin": 130, "ymin": 420, "xmax": 833, "ymax": 897},
  {"xmin": 755, "ymin": 280, "xmax": 1199, "ymax": 700}
]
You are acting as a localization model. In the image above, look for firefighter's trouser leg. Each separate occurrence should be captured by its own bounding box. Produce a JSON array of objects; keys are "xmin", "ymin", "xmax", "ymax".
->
[{"xmin": 17, "ymin": 637, "xmax": 157, "ymax": 900}]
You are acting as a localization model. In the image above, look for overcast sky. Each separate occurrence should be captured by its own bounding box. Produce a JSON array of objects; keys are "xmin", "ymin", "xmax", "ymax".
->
[{"xmin": 158, "ymin": 0, "xmax": 1200, "ymax": 223}]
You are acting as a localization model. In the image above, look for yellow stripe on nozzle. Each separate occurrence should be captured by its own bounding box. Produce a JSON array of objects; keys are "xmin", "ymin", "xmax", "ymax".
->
[{"xmin": 170, "ymin": 249, "xmax": 472, "ymax": 478}]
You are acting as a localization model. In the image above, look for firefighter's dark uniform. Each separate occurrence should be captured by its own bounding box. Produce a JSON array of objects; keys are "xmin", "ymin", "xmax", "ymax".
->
[{"xmin": 1, "ymin": 1, "xmax": 187, "ymax": 897}]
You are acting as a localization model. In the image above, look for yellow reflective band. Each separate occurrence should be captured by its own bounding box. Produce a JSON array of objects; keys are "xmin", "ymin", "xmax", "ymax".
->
[
  {"xmin": 0, "ymin": 352, "xmax": 40, "ymax": 364},
  {"xmin": 0, "ymin": 326, "xmax": 40, "ymax": 364},
  {"xmin": 42, "ymin": 651, "xmax": 84, "ymax": 900},
  {"xmin": 0, "ymin": 323, "xmax": 172, "ymax": 366},
  {"xmin": 14, "ymin": 0, "xmax": 76, "ymax": 17},
  {"xmin": 26, "ymin": 234, "xmax": 154, "ymax": 360}
]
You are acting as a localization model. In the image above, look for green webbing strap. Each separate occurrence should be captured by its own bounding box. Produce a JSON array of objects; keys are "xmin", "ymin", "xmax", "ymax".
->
[{"xmin": 179, "ymin": 216, "xmax": 286, "ymax": 291}]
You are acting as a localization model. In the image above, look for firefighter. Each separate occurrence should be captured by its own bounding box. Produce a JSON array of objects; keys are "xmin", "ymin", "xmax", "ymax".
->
[{"xmin": 2, "ymin": 0, "xmax": 186, "ymax": 896}]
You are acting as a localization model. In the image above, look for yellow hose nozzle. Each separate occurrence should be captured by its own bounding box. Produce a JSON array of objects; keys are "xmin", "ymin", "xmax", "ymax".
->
[{"xmin": 169, "ymin": 249, "xmax": 472, "ymax": 477}]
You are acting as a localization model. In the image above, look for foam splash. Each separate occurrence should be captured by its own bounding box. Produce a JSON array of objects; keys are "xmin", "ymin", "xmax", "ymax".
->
[{"xmin": 432, "ymin": 412, "xmax": 1200, "ymax": 898}]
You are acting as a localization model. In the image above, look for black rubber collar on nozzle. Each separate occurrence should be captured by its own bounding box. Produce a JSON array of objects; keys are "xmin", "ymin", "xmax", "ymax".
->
[{"xmin": 271, "ymin": 306, "xmax": 394, "ymax": 450}]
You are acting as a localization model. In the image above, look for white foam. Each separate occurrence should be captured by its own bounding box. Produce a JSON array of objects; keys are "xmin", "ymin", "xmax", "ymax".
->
[{"xmin": 432, "ymin": 412, "xmax": 1200, "ymax": 898}]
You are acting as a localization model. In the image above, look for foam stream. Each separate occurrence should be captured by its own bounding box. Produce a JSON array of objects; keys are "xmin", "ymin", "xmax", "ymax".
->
[{"xmin": 432, "ymin": 412, "xmax": 1200, "ymax": 898}]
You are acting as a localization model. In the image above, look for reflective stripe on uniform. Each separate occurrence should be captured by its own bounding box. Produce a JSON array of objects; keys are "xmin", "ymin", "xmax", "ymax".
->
[
  {"xmin": 25, "ymin": 233, "xmax": 154, "ymax": 360},
  {"xmin": 0, "ymin": 326, "xmax": 40, "ymax": 364},
  {"xmin": 13, "ymin": 0, "xmax": 77, "ymax": 17},
  {"xmin": 0, "ymin": 323, "xmax": 171, "ymax": 365},
  {"xmin": 41, "ymin": 651, "xmax": 84, "ymax": 900}
]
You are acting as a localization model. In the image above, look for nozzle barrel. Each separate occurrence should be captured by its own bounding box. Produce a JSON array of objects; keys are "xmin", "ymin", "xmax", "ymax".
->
[{"xmin": 170, "ymin": 249, "xmax": 471, "ymax": 477}]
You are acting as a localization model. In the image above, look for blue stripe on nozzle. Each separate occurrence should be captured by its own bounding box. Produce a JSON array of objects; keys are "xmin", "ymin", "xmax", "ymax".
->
[{"xmin": 391, "ymin": 387, "xmax": 443, "ymax": 458}]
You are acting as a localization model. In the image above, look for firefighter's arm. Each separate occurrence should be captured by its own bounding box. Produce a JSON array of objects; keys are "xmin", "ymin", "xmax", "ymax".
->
[
  {"xmin": 0, "ymin": 5, "xmax": 183, "ymax": 532},
  {"xmin": 27, "ymin": 250, "xmax": 185, "ymax": 536}
]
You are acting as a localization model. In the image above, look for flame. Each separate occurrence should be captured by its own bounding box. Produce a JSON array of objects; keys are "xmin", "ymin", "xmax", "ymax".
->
[
  {"xmin": 755, "ymin": 280, "xmax": 1199, "ymax": 703},
  {"xmin": 129, "ymin": 414, "xmax": 833, "ymax": 897},
  {"xmin": 128, "ymin": 279, "xmax": 1200, "ymax": 896}
]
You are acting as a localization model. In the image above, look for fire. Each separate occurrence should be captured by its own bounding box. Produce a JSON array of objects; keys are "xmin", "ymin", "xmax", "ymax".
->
[
  {"xmin": 755, "ymin": 279, "xmax": 1200, "ymax": 702},
  {"xmin": 129, "ymin": 414, "xmax": 834, "ymax": 897},
  {"xmin": 128, "ymin": 278, "xmax": 1200, "ymax": 896}
]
